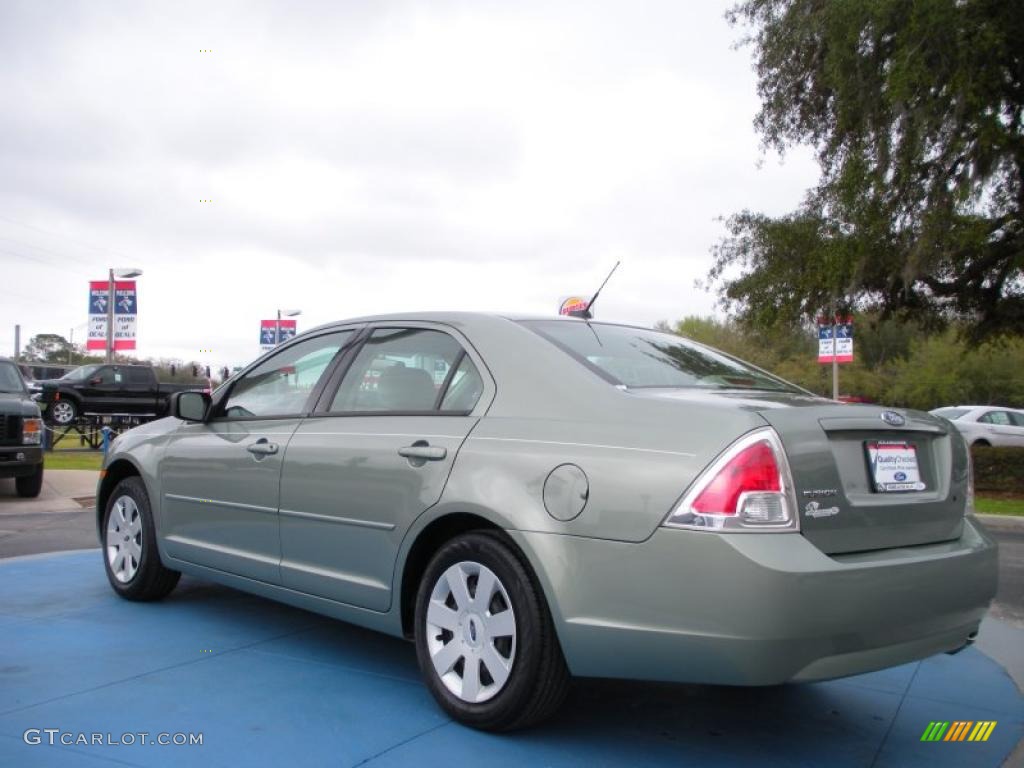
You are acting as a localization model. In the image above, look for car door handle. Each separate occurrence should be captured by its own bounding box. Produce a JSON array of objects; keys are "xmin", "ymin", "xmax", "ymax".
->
[
  {"xmin": 398, "ymin": 444, "xmax": 447, "ymax": 461},
  {"xmin": 247, "ymin": 440, "xmax": 279, "ymax": 456}
]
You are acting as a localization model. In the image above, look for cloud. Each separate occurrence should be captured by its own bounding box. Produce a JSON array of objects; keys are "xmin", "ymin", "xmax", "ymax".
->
[{"xmin": 0, "ymin": 0, "xmax": 819, "ymax": 367}]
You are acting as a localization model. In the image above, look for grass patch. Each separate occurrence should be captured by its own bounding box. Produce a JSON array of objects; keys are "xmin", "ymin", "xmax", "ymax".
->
[
  {"xmin": 43, "ymin": 451, "xmax": 104, "ymax": 471},
  {"xmin": 975, "ymin": 494, "xmax": 1024, "ymax": 517}
]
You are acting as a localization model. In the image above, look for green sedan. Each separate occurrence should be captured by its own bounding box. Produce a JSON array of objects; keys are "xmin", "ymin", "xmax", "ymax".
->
[{"xmin": 96, "ymin": 313, "xmax": 997, "ymax": 730}]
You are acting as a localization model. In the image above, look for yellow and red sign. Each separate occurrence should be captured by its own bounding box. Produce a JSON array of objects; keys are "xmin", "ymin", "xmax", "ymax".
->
[{"xmin": 559, "ymin": 296, "xmax": 590, "ymax": 316}]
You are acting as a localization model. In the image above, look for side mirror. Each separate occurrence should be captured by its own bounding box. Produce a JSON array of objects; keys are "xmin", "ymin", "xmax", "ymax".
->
[{"xmin": 172, "ymin": 391, "xmax": 211, "ymax": 422}]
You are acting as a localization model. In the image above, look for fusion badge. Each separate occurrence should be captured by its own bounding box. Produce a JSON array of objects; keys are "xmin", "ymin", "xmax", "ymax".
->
[{"xmin": 804, "ymin": 501, "xmax": 839, "ymax": 519}]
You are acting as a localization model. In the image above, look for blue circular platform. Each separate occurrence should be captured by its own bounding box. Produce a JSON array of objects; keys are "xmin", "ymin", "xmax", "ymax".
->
[{"xmin": 0, "ymin": 550, "xmax": 1020, "ymax": 767}]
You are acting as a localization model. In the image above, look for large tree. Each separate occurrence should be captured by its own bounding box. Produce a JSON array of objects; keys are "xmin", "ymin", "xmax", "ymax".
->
[{"xmin": 713, "ymin": 0, "xmax": 1024, "ymax": 337}]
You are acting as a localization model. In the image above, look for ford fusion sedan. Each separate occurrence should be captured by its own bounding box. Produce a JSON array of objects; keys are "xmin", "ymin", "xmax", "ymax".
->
[
  {"xmin": 97, "ymin": 313, "xmax": 997, "ymax": 730},
  {"xmin": 930, "ymin": 405, "xmax": 1024, "ymax": 447}
]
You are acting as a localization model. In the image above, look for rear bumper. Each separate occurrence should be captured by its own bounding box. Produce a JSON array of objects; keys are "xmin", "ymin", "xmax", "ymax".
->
[
  {"xmin": 0, "ymin": 445, "xmax": 43, "ymax": 478},
  {"xmin": 511, "ymin": 516, "xmax": 997, "ymax": 685}
]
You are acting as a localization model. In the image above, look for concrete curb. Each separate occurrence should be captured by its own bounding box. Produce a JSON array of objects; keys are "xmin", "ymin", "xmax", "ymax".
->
[{"xmin": 976, "ymin": 513, "xmax": 1024, "ymax": 530}]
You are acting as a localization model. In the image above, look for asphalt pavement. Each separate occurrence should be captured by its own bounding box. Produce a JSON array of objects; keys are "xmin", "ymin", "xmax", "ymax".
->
[{"xmin": 983, "ymin": 517, "xmax": 1024, "ymax": 627}]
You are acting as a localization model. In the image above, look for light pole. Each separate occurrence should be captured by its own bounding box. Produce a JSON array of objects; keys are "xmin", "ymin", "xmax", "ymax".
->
[
  {"xmin": 69, "ymin": 322, "xmax": 88, "ymax": 365},
  {"xmin": 106, "ymin": 268, "xmax": 143, "ymax": 363},
  {"xmin": 276, "ymin": 308, "xmax": 301, "ymax": 346}
]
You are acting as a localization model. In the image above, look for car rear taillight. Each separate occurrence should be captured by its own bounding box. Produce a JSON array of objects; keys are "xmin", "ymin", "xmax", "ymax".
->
[{"xmin": 664, "ymin": 428, "xmax": 798, "ymax": 532}]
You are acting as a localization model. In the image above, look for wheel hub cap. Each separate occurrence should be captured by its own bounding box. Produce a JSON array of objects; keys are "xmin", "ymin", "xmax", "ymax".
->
[
  {"xmin": 106, "ymin": 495, "xmax": 142, "ymax": 584},
  {"xmin": 425, "ymin": 561, "xmax": 517, "ymax": 704}
]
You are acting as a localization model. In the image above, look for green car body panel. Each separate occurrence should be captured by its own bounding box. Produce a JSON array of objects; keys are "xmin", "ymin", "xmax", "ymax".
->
[{"xmin": 97, "ymin": 312, "xmax": 998, "ymax": 686}]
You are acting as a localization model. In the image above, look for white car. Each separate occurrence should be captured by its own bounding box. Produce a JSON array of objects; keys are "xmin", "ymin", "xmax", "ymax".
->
[{"xmin": 930, "ymin": 405, "xmax": 1024, "ymax": 447}]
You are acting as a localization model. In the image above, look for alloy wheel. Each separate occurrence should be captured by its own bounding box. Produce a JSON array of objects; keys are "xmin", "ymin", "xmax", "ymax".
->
[
  {"xmin": 425, "ymin": 560, "xmax": 517, "ymax": 703},
  {"xmin": 106, "ymin": 495, "xmax": 143, "ymax": 583},
  {"xmin": 51, "ymin": 401, "xmax": 75, "ymax": 424}
]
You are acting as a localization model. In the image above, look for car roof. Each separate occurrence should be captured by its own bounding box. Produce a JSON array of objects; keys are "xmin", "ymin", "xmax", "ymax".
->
[
  {"xmin": 945, "ymin": 405, "xmax": 1022, "ymax": 410},
  {"xmin": 303, "ymin": 311, "xmax": 658, "ymax": 335}
]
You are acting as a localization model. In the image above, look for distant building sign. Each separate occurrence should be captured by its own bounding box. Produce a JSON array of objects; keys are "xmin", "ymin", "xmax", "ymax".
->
[
  {"xmin": 559, "ymin": 296, "xmax": 590, "ymax": 316},
  {"xmin": 87, "ymin": 280, "xmax": 137, "ymax": 351},
  {"xmin": 260, "ymin": 319, "xmax": 297, "ymax": 352},
  {"xmin": 818, "ymin": 316, "xmax": 853, "ymax": 364}
]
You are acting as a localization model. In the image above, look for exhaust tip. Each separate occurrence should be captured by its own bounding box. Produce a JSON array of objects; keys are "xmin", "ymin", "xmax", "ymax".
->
[{"xmin": 945, "ymin": 632, "xmax": 978, "ymax": 656}]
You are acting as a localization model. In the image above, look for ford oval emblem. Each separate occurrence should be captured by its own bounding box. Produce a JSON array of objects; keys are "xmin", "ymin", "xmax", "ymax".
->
[{"xmin": 881, "ymin": 411, "xmax": 905, "ymax": 427}]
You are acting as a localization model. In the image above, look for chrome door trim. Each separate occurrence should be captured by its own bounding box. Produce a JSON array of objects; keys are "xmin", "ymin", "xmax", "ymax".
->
[
  {"xmin": 279, "ymin": 507, "xmax": 397, "ymax": 530},
  {"xmin": 470, "ymin": 436, "xmax": 696, "ymax": 458},
  {"xmin": 163, "ymin": 493, "xmax": 278, "ymax": 516}
]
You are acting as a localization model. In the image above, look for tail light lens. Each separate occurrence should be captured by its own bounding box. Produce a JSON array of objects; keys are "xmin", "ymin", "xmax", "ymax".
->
[
  {"xmin": 964, "ymin": 436, "xmax": 975, "ymax": 516},
  {"xmin": 664, "ymin": 428, "xmax": 798, "ymax": 532}
]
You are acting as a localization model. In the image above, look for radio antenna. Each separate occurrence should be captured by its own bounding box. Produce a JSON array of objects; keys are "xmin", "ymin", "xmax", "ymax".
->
[{"xmin": 569, "ymin": 261, "xmax": 621, "ymax": 319}]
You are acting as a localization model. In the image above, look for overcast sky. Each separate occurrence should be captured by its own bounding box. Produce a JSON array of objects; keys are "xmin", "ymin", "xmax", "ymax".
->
[{"xmin": 0, "ymin": 0, "xmax": 817, "ymax": 368}]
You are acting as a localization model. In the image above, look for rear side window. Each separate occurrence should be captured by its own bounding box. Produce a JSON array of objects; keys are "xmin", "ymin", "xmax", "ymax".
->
[
  {"xmin": 440, "ymin": 356, "xmax": 484, "ymax": 412},
  {"xmin": 330, "ymin": 328, "xmax": 474, "ymax": 413},
  {"xmin": 127, "ymin": 368, "xmax": 151, "ymax": 384},
  {"xmin": 979, "ymin": 411, "xmax": 1013, "ymax": 426},
  {"xmin": 522, "ymin": 320, "xmax": 803, "ymax": 393},
  {"xmin": 1011, "ymin": 412, "xmax": 1024, "ymax": 427}
]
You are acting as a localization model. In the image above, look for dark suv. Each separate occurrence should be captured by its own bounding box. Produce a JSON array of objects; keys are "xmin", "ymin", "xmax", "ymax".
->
[{"xmin": 0, "ymin": 358, "xmax": 44, "ymax": 497}]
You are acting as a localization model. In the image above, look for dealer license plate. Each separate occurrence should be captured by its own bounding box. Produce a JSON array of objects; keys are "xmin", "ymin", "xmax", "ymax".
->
[{"xmin": 866, "ymin": 441, "xmax": 926, "ymax": 493}]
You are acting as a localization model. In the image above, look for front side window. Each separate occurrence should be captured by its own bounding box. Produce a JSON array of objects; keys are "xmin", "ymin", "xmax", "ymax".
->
[
  {"xmin": 223, "ymin": 332, "xmax": 352, "ymax": 419},
  {"xmin": 522, "ymin": 320, "xmax": 804, "ymax": 393},
  {"xmin": 94, "ymin": 367, "xmax": 117, "ymax": 385},
  {"xmin": 330, "ymin": 328, "xmax": 466, "ymax": 413}
]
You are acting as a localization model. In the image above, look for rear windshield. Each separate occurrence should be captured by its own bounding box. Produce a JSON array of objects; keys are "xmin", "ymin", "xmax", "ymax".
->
[
  {"xmin": 522, "ymin": 320, "xmax": 804, "ymax": 393},
  {"xmin": 932, "ymin": 407, "xmax": 970, "ymax": 421}
]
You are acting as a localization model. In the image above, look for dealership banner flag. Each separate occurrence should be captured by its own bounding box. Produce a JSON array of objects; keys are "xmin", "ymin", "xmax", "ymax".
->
[
  {"xmin": 87, "ymin": 280, "xmax": 137, "ymax": 351},
  {"xmin": 260, "ymin": 319, "xmax": 297, "ymax": 352},
  {"xmin": 817, "ymin": 316, "xmax": 853, "ymax": 364}
]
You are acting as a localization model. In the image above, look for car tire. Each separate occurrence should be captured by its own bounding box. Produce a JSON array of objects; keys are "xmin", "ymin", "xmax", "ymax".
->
[
  {"xmin": 102, "ymin": 476, "xmax": 180, "ymax": 601},
  {"xmin": 15, "ymin": 463, "xmax": 44, "ymax": 498},
  {"xmin": 414, "ymin": 530, "xmax": 569, "ymax": 731},
  {"xmin": 49, "ymin": 398, "xmax": 78, "ymax": 426}
]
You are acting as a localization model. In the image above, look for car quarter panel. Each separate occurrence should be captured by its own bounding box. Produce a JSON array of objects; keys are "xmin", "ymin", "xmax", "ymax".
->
[
  {"xmin": 427, "ymin": 315, "xmax": 771, "ymax": 542},
  {"xmin": 442, "ymin": 410, "xmax": 765, "ymax": 543}
]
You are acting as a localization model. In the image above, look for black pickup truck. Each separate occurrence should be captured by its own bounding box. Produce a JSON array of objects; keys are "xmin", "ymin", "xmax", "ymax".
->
[
  {"xmin": 0, "ymin": 357, "xmax": 44, "ymax": 497},
  {"xmin": 37, "ymin": 364, "xmax": 202, "ymax": 425}
]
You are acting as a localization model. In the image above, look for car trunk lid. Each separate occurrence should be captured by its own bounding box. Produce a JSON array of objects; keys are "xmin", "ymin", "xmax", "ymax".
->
[{"xmin": 758, "ymin": 403, "xmax": 967, "ymax": 554}]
